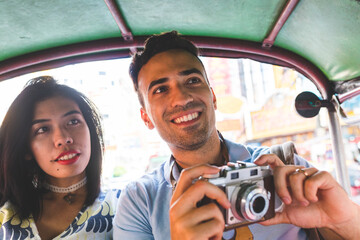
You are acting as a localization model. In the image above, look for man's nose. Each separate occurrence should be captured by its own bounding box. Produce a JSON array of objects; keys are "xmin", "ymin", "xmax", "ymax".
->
[
  {"xmin": 170, "ymin": 85, "xmax": 194, "ymax": 108},
  {"xmin": 54, "ymin": 128, "xmax": 73, "ymax": 147}
]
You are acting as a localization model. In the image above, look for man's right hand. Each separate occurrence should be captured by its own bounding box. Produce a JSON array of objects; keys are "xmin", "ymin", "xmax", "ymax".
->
[{"xmin": 170, "ymin": 164, "xmax": 231, "ymax": 240}]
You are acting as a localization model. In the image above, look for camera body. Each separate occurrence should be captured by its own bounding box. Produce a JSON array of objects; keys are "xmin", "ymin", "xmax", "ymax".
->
[{"xmin": 203, "ymin": 161, "xmax": 275, "ymax": 230}]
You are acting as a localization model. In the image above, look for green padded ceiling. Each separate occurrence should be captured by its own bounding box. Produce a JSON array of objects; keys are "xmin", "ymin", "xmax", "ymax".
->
[
  {"xmin": 275, "ymin": 0, "xmax": 360, "ymax": 81},
  {"xmin": 118, "ymin": 0, "xmax": 287, "ymax": 41},
  {"xmin": 0, "ymin": 0, "xmax": 121, "ymax": 61}
]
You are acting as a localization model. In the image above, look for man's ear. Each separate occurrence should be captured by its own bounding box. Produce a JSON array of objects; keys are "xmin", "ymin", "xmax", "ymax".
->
[
  {"xmin": 210, "ymin": 87, "xmax": 217, "ymax": 110},
  {"xmin": 140, "ymin": 108, "xmax": 155, "ymax": 130}
]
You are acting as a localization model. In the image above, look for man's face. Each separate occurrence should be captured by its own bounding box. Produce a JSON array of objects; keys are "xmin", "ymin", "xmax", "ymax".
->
[{"xmin": 138, "ymin": 49, "xmax": 217, "ymax": 151}]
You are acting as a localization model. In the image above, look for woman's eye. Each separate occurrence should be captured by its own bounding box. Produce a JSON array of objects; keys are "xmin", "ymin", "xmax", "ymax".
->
[
  {"xmin": 68, "ymin": 119, "xmax": 80, "ymax": 125},
  {"xmin": 154, "ymin": 86, "xmax": 168, "ymax": 94},
  {"xmin": 35, "ymin": 126, "xmax": 48, "ymax": 135}
]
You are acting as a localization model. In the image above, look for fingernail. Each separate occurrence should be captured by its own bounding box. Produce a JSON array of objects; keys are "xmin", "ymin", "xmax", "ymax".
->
[
  {"xmin": 282, "ymin": 197, "xmax": 291, "ymax": 204},
  {"xmin": 301, "ymin": 201, "xmax": 309, "ymax": 206}
]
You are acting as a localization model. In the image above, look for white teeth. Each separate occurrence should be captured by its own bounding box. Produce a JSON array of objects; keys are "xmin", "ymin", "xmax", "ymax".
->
[
  {"xmin": 58, "ymin": 153, "xmax": 77, "ymax": 161},
  {"xmin": 174, "ymin": 112, "xmax": 199, "ymax": 124}
]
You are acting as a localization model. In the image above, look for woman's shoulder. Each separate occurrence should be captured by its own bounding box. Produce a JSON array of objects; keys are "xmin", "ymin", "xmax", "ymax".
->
[
  {"xmin": 98, "ymin": 189, "xmax": 121, "ymax": 201},
  {"xmin": 82, "ymin": 189, "xmax": 121, "ymax": 216},
  {"xmin": 0, "ymin": 201, "xmax": 35, "ymax": 239},
  {"xmin": 98, "ymin": 189, "xmax": 121, "ymax": 207},
  {"xmin": 59, "ymin": 189, "xmax": 122, "ymax": 239},
  {"xmin": 1, "ymin": 201, "xmax": 18, "ymax": 224}
]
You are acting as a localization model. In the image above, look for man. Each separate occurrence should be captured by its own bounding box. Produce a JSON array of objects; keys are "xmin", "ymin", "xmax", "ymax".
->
[{"xmin": 113, "ymin": 31, "xmax": 360, "ymax": 239}]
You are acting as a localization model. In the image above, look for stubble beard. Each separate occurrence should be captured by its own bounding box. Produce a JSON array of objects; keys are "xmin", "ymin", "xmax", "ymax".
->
[
  {"xmin": 165, "ymin": 123, "xmax": 212, "ymax": 151},
  {"xmin": 160, "ymin": 101, "xmax": 215, "ymax": 151}
]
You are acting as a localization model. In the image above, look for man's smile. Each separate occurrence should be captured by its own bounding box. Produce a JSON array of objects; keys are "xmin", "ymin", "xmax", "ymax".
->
[{"xmin": 172, "ymin": 112, "xmax": 200, "ymax": 124}]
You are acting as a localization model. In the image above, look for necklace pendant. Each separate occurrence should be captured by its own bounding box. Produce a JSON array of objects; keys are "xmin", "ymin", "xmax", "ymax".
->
[{"xmin": 63, "ymin": 193, "xmax": 75, "ymax": 204}]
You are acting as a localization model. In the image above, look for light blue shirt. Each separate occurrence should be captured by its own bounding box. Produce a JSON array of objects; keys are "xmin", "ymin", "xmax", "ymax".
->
[{"xmin": 113, "ymin": 140, "xmax": 311, "ymax": 239}]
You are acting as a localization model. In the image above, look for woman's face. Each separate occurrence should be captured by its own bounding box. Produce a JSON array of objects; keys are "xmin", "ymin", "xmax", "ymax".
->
[{"xmin": 29, "ymin": 95, "xmax": 91, "ymax": 182}]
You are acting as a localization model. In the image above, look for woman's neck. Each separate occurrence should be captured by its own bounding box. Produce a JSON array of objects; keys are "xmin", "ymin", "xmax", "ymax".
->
[{"xmin": 45, "ymin": 172, "xmax": 86, "ymax": 188}]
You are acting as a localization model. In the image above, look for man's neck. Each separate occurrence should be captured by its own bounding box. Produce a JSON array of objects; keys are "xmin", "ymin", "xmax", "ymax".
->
[{"xmin": 170, "ymin": 132, "xmax": 222, "ymax": 169}]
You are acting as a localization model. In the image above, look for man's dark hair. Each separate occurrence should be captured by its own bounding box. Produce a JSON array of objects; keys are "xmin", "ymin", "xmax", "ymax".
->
[
  {"xmin": 129, "ymin": 31, "xmax": 200, "ymax": 106},
  {"xmin": 0, "ymin": 76, "xmax": 104, "ymax": 220}
]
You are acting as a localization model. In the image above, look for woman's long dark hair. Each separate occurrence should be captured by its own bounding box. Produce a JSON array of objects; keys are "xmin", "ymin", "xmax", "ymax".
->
[{"xmin": 0, "ymin": 76, "xmax": 104, "ymax": 220}]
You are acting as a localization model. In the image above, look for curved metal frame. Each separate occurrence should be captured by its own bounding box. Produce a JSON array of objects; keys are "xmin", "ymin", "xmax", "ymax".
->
[
  {"xmin": 0, "ymin": 36, "xmax": 332, "ymax": 98},
  {"xmin": 0, "ymin": 36, "xmax": 349, "ymax": 193}
]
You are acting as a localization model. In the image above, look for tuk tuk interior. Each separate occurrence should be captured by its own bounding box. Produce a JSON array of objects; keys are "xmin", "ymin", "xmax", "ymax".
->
[{"xmin": 1, "ymin": 0, "xmax": 360, "ymax": 197}]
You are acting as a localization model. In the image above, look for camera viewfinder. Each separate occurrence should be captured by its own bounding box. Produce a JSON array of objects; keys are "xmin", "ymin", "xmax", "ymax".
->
[
  {"xmin": 231, "ymin": 172, "xmax": 239, "ymax": 179},
  {"xmin": 250, "ymin": 169, "xmax": 258, "ymax": 176}
]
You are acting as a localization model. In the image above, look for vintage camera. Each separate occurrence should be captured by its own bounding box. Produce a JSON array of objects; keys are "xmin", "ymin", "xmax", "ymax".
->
[{"xmin": 200, "ymin": 161, "xmax": 276, "ymax": 230}]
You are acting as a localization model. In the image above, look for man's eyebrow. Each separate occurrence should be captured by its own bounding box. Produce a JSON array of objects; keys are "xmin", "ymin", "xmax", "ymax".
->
[
  {"xmin": 178, "ymin": 68, "xmax": 203, "ymax": 76},
  {"xmin": 31, "ymin": 110, "xmax": 81, "ymax": 125},
  {"xmin": 147, "ymin": 68, "xmax": 203, "ymax": 93},
  {"xmin": 148, "ymin": 78, "xmax": 168, "ymax": 92}
]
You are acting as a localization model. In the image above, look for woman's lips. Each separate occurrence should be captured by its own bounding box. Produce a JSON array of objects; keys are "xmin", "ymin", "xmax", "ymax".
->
[
  {"xmin": 51, "ymin": 150, "xmax": 80, "ymax": 165},
  {"xmin": 56, "ymin": 154, "xmax": 80, "ymax": 165}
]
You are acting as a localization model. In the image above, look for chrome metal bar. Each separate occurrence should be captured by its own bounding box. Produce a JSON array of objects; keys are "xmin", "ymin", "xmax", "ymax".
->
[
  {"xmin": 337, "ymin": 86, "xmax": 360, "ymax": 103},
  {"xmin": 327, "ymin": 109, "xmax": 351, "ymax": 195}
]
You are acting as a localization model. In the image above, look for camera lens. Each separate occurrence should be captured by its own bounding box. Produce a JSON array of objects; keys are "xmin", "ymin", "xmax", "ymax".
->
[
  {"xmin": 231, "ymin": 184, "xmax": 270, "ymax": 222},
  {"xmin": 252, "ymin": 195, "xmax": 266, "ymax": 213}
]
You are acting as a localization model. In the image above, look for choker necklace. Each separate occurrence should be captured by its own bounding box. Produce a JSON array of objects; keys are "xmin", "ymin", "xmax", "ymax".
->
[{"xmin": 43, "ymin": 177, "xmax": 87, "ymax": 204}]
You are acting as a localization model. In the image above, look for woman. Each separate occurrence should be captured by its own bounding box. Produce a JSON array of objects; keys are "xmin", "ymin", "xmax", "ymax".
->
[{"xmin": 0, "ymin": 76, "xmax": 121, "ymax": 239}]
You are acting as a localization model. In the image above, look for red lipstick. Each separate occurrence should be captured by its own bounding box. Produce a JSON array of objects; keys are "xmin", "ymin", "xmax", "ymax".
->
[{"xmin": 52, "ymin": 150, "xmax": 80, "ymax": 165}]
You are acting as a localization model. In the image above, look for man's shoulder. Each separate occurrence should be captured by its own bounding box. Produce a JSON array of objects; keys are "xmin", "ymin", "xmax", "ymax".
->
[
  {"xmin": 114, "ymin": 161, "xmax": 172, "ymax": 237},
  {"xmin": 122, "ymin": 161, "xmax": 170, "ymax": 197},
  {"xmin": 224, "ymin": 138, "xmax": 270, "ymax": 162},
  {"xmin": 224, "ymin": 138, "xmax": 310, "ymax": 166}
]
